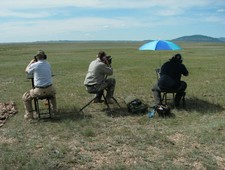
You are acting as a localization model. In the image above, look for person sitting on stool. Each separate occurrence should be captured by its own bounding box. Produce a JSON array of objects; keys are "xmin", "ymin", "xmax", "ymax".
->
[
  {"xmin": 84, "ymin": 51, "xmax": 115, "ymax": 104},
  {"xmin": 22, "ymin": 50, "xmax": 57, "ymax": 120},
  {"xmin": 152, "ymin": 53, "xmax": 189, "ymax": 107}
]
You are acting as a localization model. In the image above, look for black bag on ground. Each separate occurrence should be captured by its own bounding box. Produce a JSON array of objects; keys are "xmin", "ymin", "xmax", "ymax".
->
[{"xmin": 126, "ymin": 98, "xmax": 148, "ymax": 114}]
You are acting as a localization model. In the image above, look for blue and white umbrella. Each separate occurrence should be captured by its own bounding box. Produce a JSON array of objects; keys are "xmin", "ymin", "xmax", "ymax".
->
[{"xmin": 139, "ymin": 40, "xmax": 182, "ymax": 51}]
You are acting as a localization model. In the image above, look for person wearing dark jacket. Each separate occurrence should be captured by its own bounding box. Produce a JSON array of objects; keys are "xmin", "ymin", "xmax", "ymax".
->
[{"xmin": 152, "ymin": 54, "xmax": 189, "ymax": 107}]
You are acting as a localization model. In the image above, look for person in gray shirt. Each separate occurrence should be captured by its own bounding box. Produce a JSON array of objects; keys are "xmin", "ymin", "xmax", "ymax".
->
[{"xmin": 84, "ymin": 51, "xmax": 115, "ymax": 104}]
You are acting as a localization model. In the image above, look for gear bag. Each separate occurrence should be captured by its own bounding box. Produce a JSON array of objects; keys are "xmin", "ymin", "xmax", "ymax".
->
[
  {"xmin": 126, "ymin": 98, "xmax": 148, "ymax": 114},
  {"xmin": 156, "ymin": 104, "xmax": 171, "ymax": 117}
]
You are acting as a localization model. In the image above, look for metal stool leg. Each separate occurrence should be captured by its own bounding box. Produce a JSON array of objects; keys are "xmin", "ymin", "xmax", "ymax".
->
[
  {"xmin": 165, "ymin": 93, "xmax": 168, "ymax": 105},
  {"xmin": 34, "ymin": 98, "xmax": 41, "ymax": 118},
  {"xmin": 47, "ymin": 99, "xmax": 52, "ymax": 118},
  {"xmin": 34, "ymin": 98, "xmax": 38, "ymax": 112},
  {"xmin": 172, "ymin": 93, "xmax": 175, "ymax": 107},
  {"xmin": 35, "ymin": 97, "xmax": 53, "ymax": 119},
  {"xmin": 161, "ymin": 92, "xmax": 167, "ymax": 105},
  {"xmin": 182, "ymin": 92, "xmax": 186, "ymax": 108}
]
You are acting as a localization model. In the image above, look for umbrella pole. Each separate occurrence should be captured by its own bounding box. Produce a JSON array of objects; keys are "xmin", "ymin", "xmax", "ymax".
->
[
  {"xmin": 158, "ymin": 53, "xmax": 162, "ymax": 68},
  {"xmin": 159, "ymin": 56, "xmax": 161, "ymax": 67}
]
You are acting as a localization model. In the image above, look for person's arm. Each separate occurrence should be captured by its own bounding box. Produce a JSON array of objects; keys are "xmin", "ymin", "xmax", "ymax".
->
[
  {"xmin": 181, "ymin": 64, "xmax": 189, "ymax": 76},
  {"xmin": 25, "ymin": 59, "xmax": 36, "ymax": 73},
  {"xmin": 100, "ymin": 63, "xmax": 113, "ymax": 76}
]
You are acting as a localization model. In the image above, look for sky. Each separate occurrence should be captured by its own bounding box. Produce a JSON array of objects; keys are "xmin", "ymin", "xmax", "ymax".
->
[{"xmin": 1, "ymin": 0, "xmax": 225, "ymax": 43}]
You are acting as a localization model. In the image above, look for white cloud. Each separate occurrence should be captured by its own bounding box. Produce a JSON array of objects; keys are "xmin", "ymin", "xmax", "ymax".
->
[
  {"xmin": 205, "ymin": 16, "xmax": 225, "ymax": 24},
  {"xmin": 217, "ymin": 9, "xmax": 225, "ymax": 13},
  {"xmin": 1, "ymin": 0, "xmax": 222, "ymax": 19},
  {"xmin": 1, "ymin": 17, "xmax": 143, "ymax": 33},
  {"xmin": 0, "ymin": 0, "xmax": 217, "ymax": 10},
  {"xmin": 0, "ymin": 17, "xmax": 146, "ymax": 42},
  {"xmin": 0, "ymin": 0, "xmax": 216, "ymax": 19},
  {"xmin": 0, "ymin": 9, "xmax": 50, "ymax": 18},
  {"xmin": 0, "ymin": 0, "xmax": 225, "ymax": 42}
]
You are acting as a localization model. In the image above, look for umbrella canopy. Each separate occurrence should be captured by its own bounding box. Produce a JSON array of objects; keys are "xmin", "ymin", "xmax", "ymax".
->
[{"xmin": 139, "ymin": 40, "xmax": 182, "ymax": 51}]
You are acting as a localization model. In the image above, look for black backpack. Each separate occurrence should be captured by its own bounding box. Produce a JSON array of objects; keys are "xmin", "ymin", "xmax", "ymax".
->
[{"xmin": 127, "ymin": 99, "xmax": 148, "ymax": 114}]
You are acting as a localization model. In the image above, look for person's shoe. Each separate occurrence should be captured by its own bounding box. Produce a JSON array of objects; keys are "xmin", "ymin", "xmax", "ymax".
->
[
  {"xmin": 33, "ymin": 111, "xmax": 39, "ymax": 119},
  {"xmin": 24, "ymin": 113, "xmax": 33, "ymax": 120}
]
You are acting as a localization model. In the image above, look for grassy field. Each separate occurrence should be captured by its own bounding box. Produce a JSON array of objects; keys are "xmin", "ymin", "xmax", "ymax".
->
[{"xmin": 0, "ymin": 41, "xmax": 225, "ymax": 169}]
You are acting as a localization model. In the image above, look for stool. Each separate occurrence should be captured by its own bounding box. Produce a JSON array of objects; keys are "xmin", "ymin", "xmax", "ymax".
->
[
  {"xmin": 161, "ymin": 91, "xmax": 186, "ymax": 107},
  {"xmin": 34, "ymin": 95, "xmax": 54, "ymax": 118},
  {"xmin": 79, "ymin": 91, "xmax": 121, "ymax": 113}
]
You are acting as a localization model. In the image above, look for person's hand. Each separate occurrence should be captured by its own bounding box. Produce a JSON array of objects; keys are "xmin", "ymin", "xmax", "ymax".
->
[
  {"xmin": 25, "ymin": 59, "xmax": 35, "ymax": 72},
  {"xmin": 103, "ymin": 56, "xmax": 110, "ymax": 66},
  {"xmin": 32, "ymin": 59, "xmax": 37, "ymax": 62},
  {"xmin": 30, "ymin": 59, "xmax": 37, "ymax": 64}
]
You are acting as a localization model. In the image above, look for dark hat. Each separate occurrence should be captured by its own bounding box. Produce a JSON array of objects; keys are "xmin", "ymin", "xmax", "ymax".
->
[
  {"xmin": 173, "ymin": 53, "xmax": 182, "ymax": 60},
  {"xmin": 170, "ymin": 53, "xmax": 182, "ymax": 62}
]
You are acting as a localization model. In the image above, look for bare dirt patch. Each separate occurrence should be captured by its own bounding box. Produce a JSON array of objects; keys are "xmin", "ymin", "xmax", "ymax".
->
[{"xmin": 0, "ymin": 101, "xmax": 18, "ymax": 127}]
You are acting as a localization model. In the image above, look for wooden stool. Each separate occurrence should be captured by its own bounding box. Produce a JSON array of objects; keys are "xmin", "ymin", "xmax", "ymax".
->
[{"xmin": 34, "ymin": 95, "xmax": 54, "ymax": 118}]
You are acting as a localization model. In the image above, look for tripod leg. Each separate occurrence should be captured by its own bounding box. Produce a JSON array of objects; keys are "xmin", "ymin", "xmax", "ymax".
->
[
  {"xmin": 79, "ymin": 97, "xmax": 97, "ymax": 112},
  {"xmin": 102, "ymin": 94, "xmax": 111, "ymax": 112},
  {"xmin": 112, "ymin": 97, "xmax": 121, "ymax": 108}
]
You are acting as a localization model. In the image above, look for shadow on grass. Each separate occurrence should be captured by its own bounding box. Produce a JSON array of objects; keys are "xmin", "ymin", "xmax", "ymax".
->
[
  {"xmin": 103, "ymin": 103, "xmax": 177, "ymax": 118},
  {"xmin": 102, "ymin": 107, "xmax": 131, "ymax": 117},
  {"xmin": 102, "ymin": 106, "xmax": 155, "ymax": 118},
  {"xmin": 38, "ymin": 107, "xmax": 93, "ymax": 122},
  {"xmin": 185, "ymin": 97, "xmax": 224, "ymax": 114}
]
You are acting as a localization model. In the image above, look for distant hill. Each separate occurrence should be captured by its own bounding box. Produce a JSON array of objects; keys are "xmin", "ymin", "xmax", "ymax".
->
[
  {"xmin": 218, "ymin": 37, "xmax": 225, "ymax": 42},
  {"xmin": 172, "ymin": 35, "xmax": 225, "ymax": 43}
]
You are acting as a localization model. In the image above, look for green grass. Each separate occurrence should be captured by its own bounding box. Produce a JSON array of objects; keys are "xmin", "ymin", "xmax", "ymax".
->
[{"xmin": 0, "ymin": 41, "xmax": 225, "ymax": 169}]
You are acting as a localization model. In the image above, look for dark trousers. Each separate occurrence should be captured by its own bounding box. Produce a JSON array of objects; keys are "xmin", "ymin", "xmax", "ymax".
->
[
  {"xmin": 86, "ymin": 78, "xmax": 116, "ymax": 101},
  {"xmin": 152, "ymin": 81, "xmax": 187, "ymax": 105}
]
